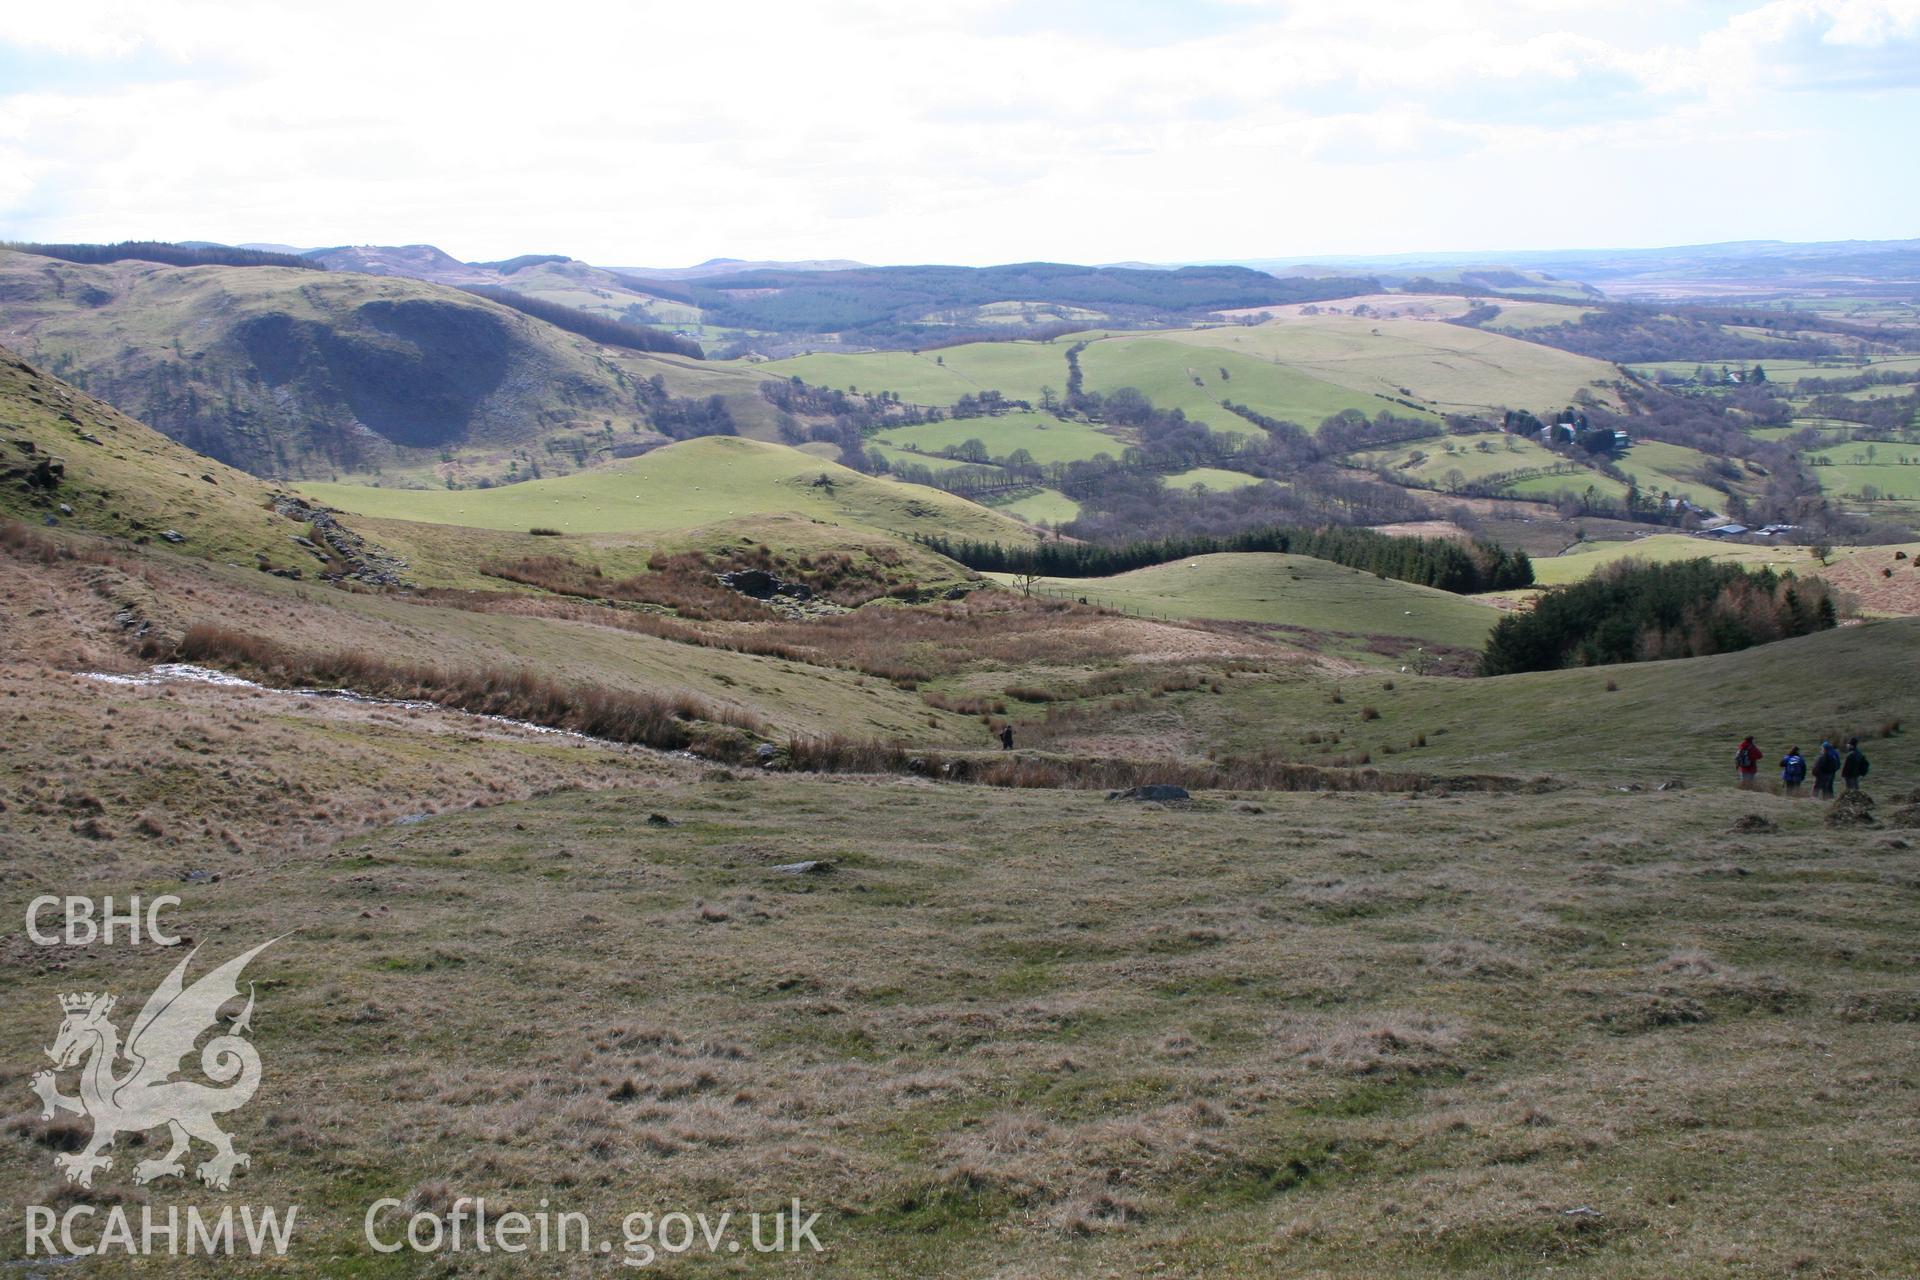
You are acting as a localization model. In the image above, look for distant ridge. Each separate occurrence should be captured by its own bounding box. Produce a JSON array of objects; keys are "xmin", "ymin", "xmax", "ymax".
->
[{"xmin": 610, "ymin": 257, "xmax": 870, "ymax": 279}]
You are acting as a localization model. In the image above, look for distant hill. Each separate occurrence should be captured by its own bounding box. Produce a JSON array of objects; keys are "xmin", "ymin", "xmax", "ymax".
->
[
  {"xmin": 1220, "ymin": 238, "xmax": 1920, "ymax": 301},
  {"xmin": 0, "ymin": 250, "xmax": 775, "ymax": 480},
  {"xmin": 613, "ymin": 261, "xmax": 1379, "ymax": 347},
  {"xmin": 611, "ymin": 257, "xmax": 871, "ymax": 280}
]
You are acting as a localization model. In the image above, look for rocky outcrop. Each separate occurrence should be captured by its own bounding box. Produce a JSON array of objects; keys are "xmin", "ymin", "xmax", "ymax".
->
[{"xmin": 270, "ymin": 494, "xmax": 411, "ymax": 588}]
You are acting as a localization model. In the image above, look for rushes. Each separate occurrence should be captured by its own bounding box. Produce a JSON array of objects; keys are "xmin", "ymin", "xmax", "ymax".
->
[{"xmin": 174, "ymin": 623, "xmax": 763, "ymax": 753}]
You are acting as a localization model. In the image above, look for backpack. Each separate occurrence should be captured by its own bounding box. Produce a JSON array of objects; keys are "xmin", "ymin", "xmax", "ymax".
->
[
  {"xmin": 1735, "ymin": 744, "xmax": 1756, "ymax": 769},
  {"xmin": 1783, "ymin": 755, "xmax": 1806, "ymax": 784}
]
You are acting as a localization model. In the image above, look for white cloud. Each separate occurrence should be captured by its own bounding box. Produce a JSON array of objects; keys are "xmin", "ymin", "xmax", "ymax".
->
[{"xmin": 0, "ymin": 0, "xmax": 1913, "ymax": 263}]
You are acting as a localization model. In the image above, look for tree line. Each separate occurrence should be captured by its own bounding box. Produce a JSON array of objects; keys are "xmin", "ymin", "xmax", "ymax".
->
[
  {"xmin": 921, "ymin": 525, "xmax": 1533, "ymax": 595},
  {"xmin": 5, "ymin": 240, "xmax": 322, "ymax": 271},
  {"xmin": 1480, "ymin": 559, "xmax": 1834, "ymax": 675}
]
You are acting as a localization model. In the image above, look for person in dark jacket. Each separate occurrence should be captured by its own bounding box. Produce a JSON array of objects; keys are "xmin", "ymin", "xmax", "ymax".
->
[
  {"xmin": 1780, "ymin": 747, "xmax": 1807, "ymax": 796},
  {"xmin": 1841, "ymin": 738, "xmax": 1870, "ymax": 792},
  {"xmin": 999, "ymin": 724, "xmax": 1014, "ymax": 751},
  {"xmin": 1734, "ymin": 735, "xmax": 1761, "ymax": 788},
  {"xmin": 1811, "ymin": 740, "xmax": 1840, "ymax": 799}
]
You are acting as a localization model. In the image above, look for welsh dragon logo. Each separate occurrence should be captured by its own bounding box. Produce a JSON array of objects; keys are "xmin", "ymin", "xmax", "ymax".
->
[{"xmin": 30, "ymin": 940, "xmax": 278, "ymax": 1191}]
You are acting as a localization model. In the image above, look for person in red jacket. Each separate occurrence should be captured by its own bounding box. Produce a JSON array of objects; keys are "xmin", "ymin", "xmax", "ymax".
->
[{"xmin": 1734, "ymin": 735, "xmax": 1761, "ymax": 789}]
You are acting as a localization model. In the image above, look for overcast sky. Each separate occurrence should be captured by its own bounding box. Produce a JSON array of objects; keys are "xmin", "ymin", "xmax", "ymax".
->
[{"xmin": 2, "ymin": 0, "xmax": 1916, "ymax": 268}]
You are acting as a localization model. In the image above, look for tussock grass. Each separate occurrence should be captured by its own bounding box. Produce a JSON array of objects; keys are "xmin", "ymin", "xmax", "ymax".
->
[
  {"xmin": 778, "ymin": 733, "xmax": 1538, "ymax": 795},
  {"xmin": 174, "ymin": 623, "xmax": 764, "ymax": 754}
]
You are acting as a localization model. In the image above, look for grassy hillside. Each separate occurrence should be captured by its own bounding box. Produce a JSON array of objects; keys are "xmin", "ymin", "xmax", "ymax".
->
[
  {"xmin": 0, "ymin": 345, "xmax": 318, "ymax": 567},
  {"xmin": 761, "ymin": 314, "xmax": 1622, "ymax": 436},
  {"xmin": 761, "ymin": 339, "xmax": 1078, "ymax": 407},
  {"xmin": 1002, "ymin": 552, "xmax": 1501, "ymax": 653},
  {"xmin": 1159, "ymin": 315, "xmax": 1623, "ymax": 418},
  {"xmin": 1080, "ymin": 336, "xmax": 1401, "ymax": 426},
  {"xmin": 1193, "ymin": 617, "xmax": 1918, "ymax": 782},
  {"xmin": 0, "ymin": 249, "xmax": 778, "ymax": 482},
  {"xmin": 299, "ymin": 435, "xmax": 1040, "ymax": 543}
]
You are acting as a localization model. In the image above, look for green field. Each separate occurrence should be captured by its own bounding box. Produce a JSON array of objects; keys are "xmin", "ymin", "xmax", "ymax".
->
[
  {"xmin": 1609, "ymin": 440, "xmax": 1722, "ymax": 500},
  {"xmin": 298, "ymin": 436, "xmax": 1038, "ymax": 543},
  {"xmin": 1629, "ymin": 354, "xmax": 1920, "ymax": 387},
  {"xmin": 1349, "ymin": 432, "xmax": 1558, "ymax": 488},
  {"xmin": 1506, "ymin": 469, "xmax": 1633, "ymax": 502},
  {"xmin": 1165, "ymin": 466, "xmax": 1265, "ymax": 492},
  {"xmin": 1481, "ymin": 300, "xmax": 1600, "ymax": 331},
  {"xmin": 1157, "ymin": 315, "xmax": 1621, "ymax": 416},
  {"xmin": 1080, "ymin": 337, "xmax": 1398, "ymax": 428},
  {"xmin": 990, "ymin": 486, "xmax": 1082, "ymax": 524},
  {"xmin": 998, "ymin": 552, "xmax": 1501, "ymax": 651},
  {"xmin": 762, "ymin": 340, "xmax": 1076, "ymax": 407},
  {"xmin": 1806, "ymin": 445, "xmax": 1920, "ymax": 504},
  {"xmin": 874, "ymin": 412, "xmax": 1127, "ymax": 465},
  {"xmin": 1529, "ymin": 532, "xmax": 1819, "ymax": 586}
]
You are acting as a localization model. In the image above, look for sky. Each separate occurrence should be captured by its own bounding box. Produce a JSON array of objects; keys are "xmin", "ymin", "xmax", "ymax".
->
[{"xmin": 1, "ymin": 0, "xmax": 1917, "ymax": 268}]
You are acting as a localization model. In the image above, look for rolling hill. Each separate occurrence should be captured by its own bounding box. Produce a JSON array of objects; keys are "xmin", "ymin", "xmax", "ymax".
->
[
  {"xmin": 1001, "ymin": 551, "xmax": 1502, "ymax": 653},
  {"xmin": 0, "ymin": 249, "xmax": 778, "ymax": 482},
  {"xmin": 297, "ymin": 434, "xmax": 1042, "ymax": 543},
  {"xmin": 762, "ymin": 313, "xmax": 1624, "ymax": 437}
]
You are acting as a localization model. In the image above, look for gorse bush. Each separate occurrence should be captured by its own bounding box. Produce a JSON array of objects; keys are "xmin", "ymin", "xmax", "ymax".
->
[
  {"xmin": 921, "ymin": 526, "xmax": 1532, "ymax": 595},
  {"xmin": 1479, "ymin": 559, "xmax": 1837, "ymax": 675}
]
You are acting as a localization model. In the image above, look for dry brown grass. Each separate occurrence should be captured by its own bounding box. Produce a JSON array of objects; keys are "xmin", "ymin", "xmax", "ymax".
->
[{"xmin": 174, "ymin": 623, "xmax": 766, "ymax": 754}]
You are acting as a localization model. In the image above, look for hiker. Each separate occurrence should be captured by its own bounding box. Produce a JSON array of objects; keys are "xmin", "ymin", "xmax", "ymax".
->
[
  {"xmin": 1842, "ymin": 738, "xmax": 1870, "ymax": 792},
  {"xmin": 999, "ymin": 724, "xmax": 1014, "ymax": 751},
  {"xmin": 1811, "ymin": 740, "xmax": 1840, "ymax": 799},
  {"xmin": 1780, "ymin": 746, "xmax": 1806, "ymax": 796},
  {"xmin": 1734, "ymin": 735, "xmax": 1761, "ymax": 789}
]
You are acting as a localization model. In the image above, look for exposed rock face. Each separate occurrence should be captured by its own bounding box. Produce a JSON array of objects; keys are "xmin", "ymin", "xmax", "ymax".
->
[
  {"xmin": 718, "ymin": 569, "xmax": 813, "ymax": 601},
  {"xmin": 270, "ymin": 494, "xmax": 411, "ymax": 588}
]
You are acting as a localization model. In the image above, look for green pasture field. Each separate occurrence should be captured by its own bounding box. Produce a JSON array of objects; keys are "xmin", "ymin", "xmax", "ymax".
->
[
  {"xmin": 760, "ymin": 340, "xmax": 1080, "ymax": 407},
  {"xmin": 298, "ymin": 436, "xmax": 1038, "ymax": 544},
  {"xmin": 1505, "ymin": 470, "xmax": 1632, "ymax": 503},
  {"xmin": 1805, "ymin": 446, "xmax": 1920, "ymax": 505},
  {"xmin": 874, "ymin": 412, "xmax": 1128, "ymax": 465},
  {"xmin": 1078, "ymin": 337, "xmax": 1396, "ymax": 428},
  {"xmin": 1349, "ymin": 432, "xmax": 1559, "ymax": 487},
  {"xmin": 1164, "ymin": 467, "xmax": 1265, "ymax": 492},
  {"xmin": 1608, "ymin": 440, "xmax": 1723, "ymax": 500},
  {"xmin": 1158, "ymin": 316, "xmax": 1621, "ymax": 417},
  {"xmin": 995, "ymin": 552, "xmax": 1500, "ymax": 652},
  {"xmin": 1528, "ymin": 533, "xmax": 1818, "ymax": 586},
  {"xmin": 1481, "ymin": 300, "xmax": 1599, "ymax": 331},
  {"xmin": 989, "ymin": 487, "xmax": 1082, "ymax": 524}
]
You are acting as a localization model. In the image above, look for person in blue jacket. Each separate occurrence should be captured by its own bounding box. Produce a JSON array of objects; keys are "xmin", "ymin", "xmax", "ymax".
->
[{"xmin": 1779, "ymin": 746, "xmax": 1807, "ymax": 796}]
